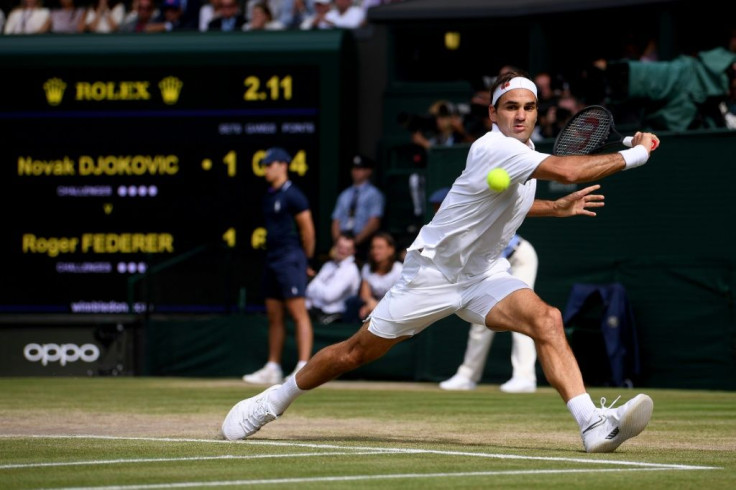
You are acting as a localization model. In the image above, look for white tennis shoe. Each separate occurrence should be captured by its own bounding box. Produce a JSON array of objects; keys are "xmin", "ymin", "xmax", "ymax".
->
[
  {"xmin": 439, "ymin": 373, "xmax": 477, "ymax": 391},
  {"xmin": 222, "ymin": 385, "xmax": 281, "ymax": 441},
  {"xmin": 581, "ymin": 394, "xmax": 653, "ymax": 453}
]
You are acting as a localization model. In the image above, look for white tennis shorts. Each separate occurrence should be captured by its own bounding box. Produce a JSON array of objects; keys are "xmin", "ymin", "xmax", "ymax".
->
[{"xmin": 367, "ymin": 250, "xmax": 529, "ymax": 339}]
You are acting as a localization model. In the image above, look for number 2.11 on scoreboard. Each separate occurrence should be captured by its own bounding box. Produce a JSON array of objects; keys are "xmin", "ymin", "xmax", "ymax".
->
[{"xmin": 243, "ymin": 75, "xmax": 293, "ymax": 102}]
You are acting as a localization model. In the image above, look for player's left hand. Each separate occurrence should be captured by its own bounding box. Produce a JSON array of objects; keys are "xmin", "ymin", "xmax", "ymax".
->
[{"xmin": 554, "ymin": 184, "xmax": 605, "ymax": 217}]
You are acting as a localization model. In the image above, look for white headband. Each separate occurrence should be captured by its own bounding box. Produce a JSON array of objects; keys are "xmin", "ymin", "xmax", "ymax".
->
[{"xmin": 491, "ymin": 77, "xmax": 538, "ymax": 105}]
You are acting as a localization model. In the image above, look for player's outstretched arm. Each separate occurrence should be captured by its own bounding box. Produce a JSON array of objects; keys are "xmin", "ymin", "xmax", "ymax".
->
[
  {"xmin": 534, "ymin": 132, "xmax": 660, "ymax": 184},
  {"xmin": 527, "ymin": 184, "xmax": 605, "ymax": 218}
]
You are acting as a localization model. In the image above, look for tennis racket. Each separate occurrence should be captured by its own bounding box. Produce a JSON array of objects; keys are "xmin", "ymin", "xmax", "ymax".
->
[{"xmin": 552, "ymin": 105, "xmax": 657, "ymax": 156}]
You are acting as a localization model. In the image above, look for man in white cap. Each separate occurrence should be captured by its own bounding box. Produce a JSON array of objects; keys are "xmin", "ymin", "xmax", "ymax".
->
[{"xmin": 222, "ymin": 70, "xmax": 661, "ymax": 453}]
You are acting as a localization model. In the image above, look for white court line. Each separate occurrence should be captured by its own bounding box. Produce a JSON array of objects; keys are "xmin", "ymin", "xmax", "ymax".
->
[
  {"xmin": 0, "ymin": 452, "xmax": 409, "ymax": 470},
  {"xmin": 0, "ymin": 434, "xmax": 718, "ymax": 471},
  {"xmin": 46, "ymin": 468, "xmax": 713, "ymax": 490},
  {"xmin": 1, "ymin": 433, "xmax": 720, "ymax": 489}
]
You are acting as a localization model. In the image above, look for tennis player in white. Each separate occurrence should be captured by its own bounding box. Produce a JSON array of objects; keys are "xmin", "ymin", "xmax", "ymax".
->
[{"xmin": 222, "ymin": 71, "xmax": 660, "ymax": 453}]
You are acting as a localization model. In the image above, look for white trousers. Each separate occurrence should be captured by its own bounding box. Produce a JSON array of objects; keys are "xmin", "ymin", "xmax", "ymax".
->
[{"xmin": 454, "ymin": 238, "xmax": 539, "ymax": 383}]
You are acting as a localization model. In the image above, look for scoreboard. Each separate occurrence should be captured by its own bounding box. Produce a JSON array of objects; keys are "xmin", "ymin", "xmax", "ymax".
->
[{"xmin": 0, "ymin": 32, "xmax": 354, "ymax": 315}]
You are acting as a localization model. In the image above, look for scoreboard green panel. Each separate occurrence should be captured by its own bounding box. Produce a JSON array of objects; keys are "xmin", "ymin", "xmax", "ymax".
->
[{"xmin": 0, "ymin": 32, "xmax": 355, "ymax": 314}]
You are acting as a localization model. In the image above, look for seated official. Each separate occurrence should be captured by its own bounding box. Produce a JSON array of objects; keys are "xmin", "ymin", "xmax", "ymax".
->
[{"xmin": 306, "ymin": 234, "xmax": 361, "ymax": 324}]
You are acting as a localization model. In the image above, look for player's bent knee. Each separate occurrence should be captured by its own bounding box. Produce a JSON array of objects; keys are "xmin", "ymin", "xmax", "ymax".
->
[
  {"xmin": 531, "ymin": 306, "xmax": 564, "ymax": 343},
  {"xmin": 327, "ymin": 341, "xmax": 370, "ymax": 371},
  {"xmin": 339, "ymin": 348, "xmax": 371, "ymax": 370}
]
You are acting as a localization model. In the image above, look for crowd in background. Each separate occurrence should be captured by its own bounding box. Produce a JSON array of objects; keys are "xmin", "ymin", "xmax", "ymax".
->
[{"xmin": 0, "ymin": 0, "xmax": 401, "ymax": 34}]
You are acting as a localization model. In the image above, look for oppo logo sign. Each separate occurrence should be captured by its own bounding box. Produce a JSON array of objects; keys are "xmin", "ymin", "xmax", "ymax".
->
[{"xmin": 23, "ymin": 343, "xmax": 100, "ymax": 366}]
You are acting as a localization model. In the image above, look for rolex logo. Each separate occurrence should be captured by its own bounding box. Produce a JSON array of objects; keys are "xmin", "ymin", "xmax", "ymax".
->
[
  {"xmin": 158, "ymin": 76, "xmax": 183, "ymax": 105},
  {"xmin": 43, "ymin": 78, "xmax": 67, "ymax": 106}
]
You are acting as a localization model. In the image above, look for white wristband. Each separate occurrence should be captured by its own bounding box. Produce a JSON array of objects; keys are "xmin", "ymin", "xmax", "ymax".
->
[{"xmin": 618, "ymin": 145, "xmax": 649, "ymax": 170}]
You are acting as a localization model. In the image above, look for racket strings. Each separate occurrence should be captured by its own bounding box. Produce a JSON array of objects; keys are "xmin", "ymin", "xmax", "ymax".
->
[{"xmin": 554, "ymin": 108, "xmax": 612, "ymax": 155}]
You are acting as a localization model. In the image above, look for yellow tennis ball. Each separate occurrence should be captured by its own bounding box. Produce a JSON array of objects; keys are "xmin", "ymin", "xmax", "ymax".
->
[{"xmin": 487, "ymin": 168, "xmax": 510, "ymax": 192}]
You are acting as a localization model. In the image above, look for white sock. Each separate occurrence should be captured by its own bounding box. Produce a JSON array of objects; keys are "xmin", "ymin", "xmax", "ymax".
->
[
  {"xmin": 268, "ymin": 374, "xmax": 305, "ymax": 415},
  {"xmin": 294, "ymin": 360, "xmax": 308, "ymax": 371},
  {"xmin": 265, "ymin": 361, "xmax": 281, "ymax": 372},
  {"xmin": 567, "ymin": 393, "xmax": 596, "ymax": 429}
]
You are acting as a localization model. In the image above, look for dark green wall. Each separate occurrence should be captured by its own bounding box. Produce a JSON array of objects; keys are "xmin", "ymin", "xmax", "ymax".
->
[{"xmin": 144, "ymin": 314, "xmax": 521, "ymax": 386}]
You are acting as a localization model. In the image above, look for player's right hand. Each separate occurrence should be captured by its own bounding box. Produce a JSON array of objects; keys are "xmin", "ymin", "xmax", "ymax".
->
[{"xmin": 634, "ymin": 132, "xmax": 660, "ymax": 153}]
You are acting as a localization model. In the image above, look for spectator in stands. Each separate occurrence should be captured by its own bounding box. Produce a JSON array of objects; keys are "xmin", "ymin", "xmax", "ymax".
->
[
  {"xmin": 406, "ymin": 99, "xmax": 467, "ymax": 219},
  {"xmin": 48, "ymin": 0, "xmax": 86, "ymax": 33},
  {"xmin": 279, "ymin": 0, "xmax": 313, "ymax": 30},
  {"xmin": 532, "ymin": 95, "xmax": 583, "ymax": 142},
  {"xmin": 198, "ymin": 0, "xmax": 218, "ymax": 32},
  {"xmin": 532, "ymin": 72, "xmax": 561, "ymax": 141},
  {"xmin": 324, "ymin": 0, "xmax": 363, "ymax": 28},
  {"xmin": 343, "ymin": 231, "xmax": 403, "ymax": 324},
  {"xmin": 299, "ymin": 0, "xmax": 329, "ymax": 30},
  {"xmin": 0, "ymin": 9, "xmax": 5, "ymax": 32},
  {"xmin": 3, "ymin": 0, "xmax": 51, "ymax": 34},
  {"xmin": 410, "ymin": 100, "xmax": 469, "ymax": 151},
  {"xmin": 84, "ymin": 0, "xmax": 126, "ymax": 33},
  {"xmin": 242, "ymin": 1, "xmax": 283, "ymax": 30},
  {"xmin": 245, "ymin": 0, "xmax": 279, "ymax": 22},
  {"xmin": 330, "ymin": 154, "xmax": 385, "ymax": 263},
  {"xmin": 119, "ymin": 0, "xmax": 157, "ymax": 31},
  {"xmin": 554, "ymin": 93, "xmax": 583, "ymax": 129},
  {"xmin": 150, "ymin": 0, "xmax": 187, "ymax": 31},
  {"xmin": 122, "ymin": 0, "xmax": 143, "ymax": 25},
  {"xmin": 306, "ymin": 233, "xmax": 361, "ymax": 325},
  {"xmin": 206, "ymin": 0, "xmax": 244, "ymax": 31},
  {"xmin": 242, "ymin": 147, "xmax": 316, "ymax": 387}
]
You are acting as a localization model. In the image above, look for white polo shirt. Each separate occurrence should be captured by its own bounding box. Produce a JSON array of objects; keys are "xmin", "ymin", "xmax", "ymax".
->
[{"xmin": 407, "ymin": 125, "xmax": 549, "ymax": 282}]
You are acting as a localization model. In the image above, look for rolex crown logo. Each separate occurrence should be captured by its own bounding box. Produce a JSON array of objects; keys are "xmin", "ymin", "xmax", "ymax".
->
[
  {"xmin": 43, "ymin": 78, "xmax": 67, "ymax": 106},
  {"xmin": 159, "ymin": 76, "xmax": 183, "ymax": 105}
]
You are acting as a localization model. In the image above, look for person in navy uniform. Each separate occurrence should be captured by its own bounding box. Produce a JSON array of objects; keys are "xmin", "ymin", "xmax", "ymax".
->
[{"xmin": 242, "ymin": 147, "xmax": 316, "ymax": 386}]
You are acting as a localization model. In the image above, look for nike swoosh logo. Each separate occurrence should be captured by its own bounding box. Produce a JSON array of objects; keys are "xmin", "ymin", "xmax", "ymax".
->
[{"xmin": 582, "ymin": 415, "xmax": 606, "ymax": 434}]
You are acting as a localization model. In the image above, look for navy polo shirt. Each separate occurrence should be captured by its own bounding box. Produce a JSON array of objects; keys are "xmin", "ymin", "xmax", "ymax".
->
[{"xmin": 263, "ymin": 180, "xmax": 310, "ymax": 261}]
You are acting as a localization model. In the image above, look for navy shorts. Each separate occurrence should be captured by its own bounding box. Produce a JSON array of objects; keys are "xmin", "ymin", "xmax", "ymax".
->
[{"xmin": 262, "ymin": 253, "xmax": 308, "ymax": 300}]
